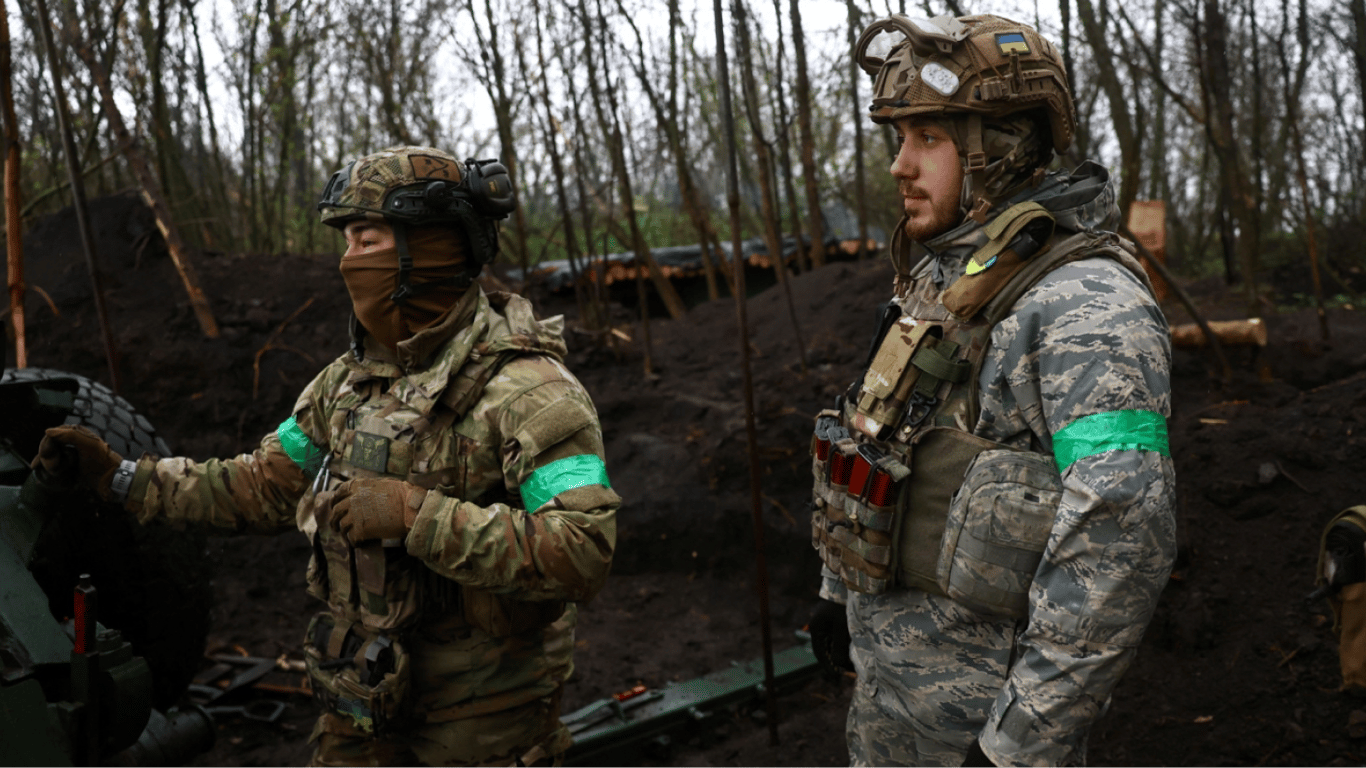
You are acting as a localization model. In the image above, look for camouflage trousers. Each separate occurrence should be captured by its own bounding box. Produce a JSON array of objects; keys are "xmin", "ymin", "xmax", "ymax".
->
[
  {"xmin": 309, "ymin": 689, "xmax": 570, "ymax": 767},
  {"xmin": 845, "ymin": 589, "xmax": 1017, "ymax": 767}
]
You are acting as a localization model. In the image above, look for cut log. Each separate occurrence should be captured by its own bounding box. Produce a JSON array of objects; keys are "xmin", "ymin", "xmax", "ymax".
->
[{"xmin": 1171, "ymin": 318, "xmax": 1267, "ymax": 348}]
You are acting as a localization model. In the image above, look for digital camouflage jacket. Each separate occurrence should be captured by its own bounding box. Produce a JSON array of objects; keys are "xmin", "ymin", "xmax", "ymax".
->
[
  {"xmin": 126, "ymin": 287, "xmax": 619, "ymax": 736},
  {"xmin": 823, "ymin": 162, "xmax": 1176, "ymax": 766}
]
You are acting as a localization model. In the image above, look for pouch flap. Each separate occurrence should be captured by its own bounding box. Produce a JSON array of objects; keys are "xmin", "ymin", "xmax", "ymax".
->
[
  {"xmin": 943, "ymin": 202, "xmax": 1056, "ymax": 319},
  {"xmin": 862, "ymin": 318, "xmax": 934, "ymax": 400}
]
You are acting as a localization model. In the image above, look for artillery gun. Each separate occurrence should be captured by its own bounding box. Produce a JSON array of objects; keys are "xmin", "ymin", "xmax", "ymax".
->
[{"xmin": 0, "ymin": 368, "xmax": 216, "ymax": 765}]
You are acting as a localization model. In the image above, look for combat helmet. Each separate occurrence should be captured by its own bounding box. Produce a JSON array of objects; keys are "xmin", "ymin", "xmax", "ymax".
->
[
  {"xmin": 317, "ymin": 146, "xmax": 516, "ymax": 300},
  {"xmin": 854, "ymin": 14, "xmax": 1075, "ymax": 221}
]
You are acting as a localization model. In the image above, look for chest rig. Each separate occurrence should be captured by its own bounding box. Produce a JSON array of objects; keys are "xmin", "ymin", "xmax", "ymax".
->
[
  {"xmin": 302, "ymin": 348, "xmax": 522, "ymax": 633},
  {"xmin": 811, "ymin": 203, "xmax": 1153, "ymax": 607}
]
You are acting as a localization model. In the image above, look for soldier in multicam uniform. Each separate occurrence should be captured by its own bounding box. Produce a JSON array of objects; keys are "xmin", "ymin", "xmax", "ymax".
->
[
  {"xmin": 34, "ymin": 146, "xmax": 621, "ymax": 766},
  {"xmin": 805, "ymin": 15, "xmax": 1176, "ymax": 767}
]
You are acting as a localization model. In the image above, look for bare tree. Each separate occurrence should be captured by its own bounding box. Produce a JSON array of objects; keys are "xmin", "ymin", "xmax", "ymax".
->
[
  {"xmin": 790, "ymin": 0, "xmax": 826, "ymax": 268},
  {"xmin": 1, "ymin": 0, "xmax": 25, "ymax": 367},
  {"xmin": 615, "ymin": 0, "xmax": 731, "ymax": 300},
  {"xmin": 578, "ymin": 0, "xmax": 687, "ymax": 321},
  {"xmin": 735, "ymin": 0, "xmax": 807, "ymax": 371},
  {"xmin": 845, "ymin": 0, "xmax": 868, "ymax": 260}
]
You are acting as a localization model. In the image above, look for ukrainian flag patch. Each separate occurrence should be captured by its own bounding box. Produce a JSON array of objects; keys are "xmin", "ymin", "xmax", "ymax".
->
[{"xmin": 996, "ymin": 32, "xmax": 1030, "ymax": 56}]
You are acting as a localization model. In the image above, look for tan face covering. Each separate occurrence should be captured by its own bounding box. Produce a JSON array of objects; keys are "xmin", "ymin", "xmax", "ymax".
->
[{"xmin": 339, "ymin": 225, "xmax": 468, "ymax": 352}]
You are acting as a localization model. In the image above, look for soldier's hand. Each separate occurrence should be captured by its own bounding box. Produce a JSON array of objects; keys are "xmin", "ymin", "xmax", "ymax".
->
[
  {"xmin": 32, "ymin": 425, "xmax": 124, "ymax": 502},
  {"xmin": 330, "ymin": 477, "xmax": 426, "ymax": 543},
  {"xmin": 809, "ymin": 599, "xmax": 854, "ymax": 674}
]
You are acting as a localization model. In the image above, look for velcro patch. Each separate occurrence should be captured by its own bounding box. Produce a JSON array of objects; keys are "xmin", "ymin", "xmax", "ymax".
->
[
  {"xmin": 514, "ymin": 397, "xmax": 596, "ymax": 459},
  {"xmin": 350, "ymin": 432, "xmax": 391, "ymax": 473}
]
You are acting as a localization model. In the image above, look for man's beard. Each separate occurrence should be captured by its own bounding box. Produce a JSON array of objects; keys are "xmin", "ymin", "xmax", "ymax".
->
[{"xmin": 900, "ymin": 183, "xmax": 963, "ymax": 242}]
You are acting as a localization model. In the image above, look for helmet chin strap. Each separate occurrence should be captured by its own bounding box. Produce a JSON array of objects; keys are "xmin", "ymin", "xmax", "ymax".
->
[
  {"xmin": 390, "ymin": 222, "xmax": 416, "ymax": 305},
  {"xmin": 388, "ymin": 221, "xmax": 472, "ymax": 306},
  {"xmin": 963, "ymin": 113, "xmax": 993, "ymax": 223}
]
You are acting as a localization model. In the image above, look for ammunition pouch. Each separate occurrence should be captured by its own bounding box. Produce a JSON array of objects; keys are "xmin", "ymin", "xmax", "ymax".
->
[
  {"xmin": 937, "ymin": 447, "xmax": 1061, "ymax": 618},
  {"xmin": 304, "ymin": 613, "xmax": 413, "ymax": 735},
  {"xmin": 848, "ymin": 321, "xmax": 971, "ymax": 442},
  {"xmin": 306, "ymin": 529, "xmax": 426, "ymax": 632},
  {"xmin": 811, "ymin": 414, "xmax": 1058, "ymax": 613},
  {"xmin": 811, "ymin": 410, "xmax": 909, "ymax": 595}
]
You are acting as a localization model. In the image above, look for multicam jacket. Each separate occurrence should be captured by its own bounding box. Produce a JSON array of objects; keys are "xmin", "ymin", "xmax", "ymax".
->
[
  {"xmin": 820, "ymin": 162, "xmax": 1176, "ymax": 765},
  {"xmin": 126, "ymin": 286, "xmax": 619, "ymax": 730}
]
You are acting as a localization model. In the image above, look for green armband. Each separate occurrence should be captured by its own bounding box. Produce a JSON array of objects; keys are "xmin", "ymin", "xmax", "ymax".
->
[
  {"xmin": 277, "ymin": 415, "xmax": 326, "ymax": 479},
  {"xmin": 1053, "ymin": 409, "xmax": 1170, "ymax": 473},
  {"xmin": 520, "ymin": 454, "xmax": 611, "ymax": 513}
]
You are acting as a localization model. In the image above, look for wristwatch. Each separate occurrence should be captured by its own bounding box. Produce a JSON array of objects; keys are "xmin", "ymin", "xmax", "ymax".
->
[{"xmin": 109, "ymin": 460, "xmax": 137, "ymax": 503}]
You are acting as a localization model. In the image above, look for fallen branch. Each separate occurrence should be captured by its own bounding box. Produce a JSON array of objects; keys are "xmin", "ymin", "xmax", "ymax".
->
[
  {"xmin": 252, "ymin": 298, "xmax": 316, "ymax": 399},
  {"xmin": 762, "ymin": 493, "xmax": 796, "ymax": 526}
]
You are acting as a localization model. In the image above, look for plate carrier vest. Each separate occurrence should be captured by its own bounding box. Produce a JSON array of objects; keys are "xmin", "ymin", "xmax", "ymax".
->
[{"xmin": 811, "ymin": 202, "xmax": 1154, "ymax": 616}]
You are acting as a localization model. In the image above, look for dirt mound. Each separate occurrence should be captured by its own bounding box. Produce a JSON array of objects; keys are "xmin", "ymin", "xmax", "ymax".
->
[{"xmin": 7, "ymin": 196, "xmax": 1366, "ymax": 765}]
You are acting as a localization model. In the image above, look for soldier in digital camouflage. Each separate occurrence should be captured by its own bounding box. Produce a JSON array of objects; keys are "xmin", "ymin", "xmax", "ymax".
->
[
  {"xmin": 34, "ymin": 146, "xmax": 621, "ymax": 766},
  {"xmin": 805, "ymin": 14, "xmax": 1176, "ymax": 767}
]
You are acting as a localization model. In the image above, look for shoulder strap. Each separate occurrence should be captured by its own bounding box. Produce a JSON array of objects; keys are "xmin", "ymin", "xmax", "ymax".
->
[
  {"xmin": 889, "ymin": 217, "xmax": 930, "ymax": 299},
  {"xmin": 438, "ymin": 348, "xmax": 523, "ymax": 422},
  {"xmin": 980, "ymin": 230, "xmax": 1156, "ymax": 325}
]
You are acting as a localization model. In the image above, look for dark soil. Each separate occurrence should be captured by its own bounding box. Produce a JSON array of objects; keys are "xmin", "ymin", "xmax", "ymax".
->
[{"xmin": 7, "ymin": 192, "xmax": 1366, "ymax": 766}]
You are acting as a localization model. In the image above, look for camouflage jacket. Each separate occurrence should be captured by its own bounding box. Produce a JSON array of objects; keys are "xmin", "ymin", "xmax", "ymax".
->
[
  {"xmin": 127, "ymin": 286, "xmax": 620, "ymax": 723},
  {"xmin": 822, "ymin": 161, "xmax": 1177, "ymax": 765}
]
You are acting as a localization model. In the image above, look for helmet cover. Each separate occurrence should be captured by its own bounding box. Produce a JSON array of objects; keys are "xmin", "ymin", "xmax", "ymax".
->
[
  {"xmin": 856, "ymin": 15, "xmax": 1076, "ymax": 218},
  {"xmin": 318, "ymin": 146, "xmax": 516, "ymax": 269}
]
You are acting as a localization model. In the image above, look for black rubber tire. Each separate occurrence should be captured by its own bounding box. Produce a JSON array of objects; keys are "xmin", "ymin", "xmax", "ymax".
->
[
  {"xmin": 0, "ymin": 367, "xmax": 172, "ymax": 457},
  {"xmin": 1, "ymin": 368, "xmax": 211, "ymax": 709}
]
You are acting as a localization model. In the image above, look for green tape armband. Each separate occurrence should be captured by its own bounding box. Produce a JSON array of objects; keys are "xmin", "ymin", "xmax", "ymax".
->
[
  {"xmin": 520, "ymin": 454, "xmax": 611, "ymax": 513},
  {"xmin": 1053, "ymin": 409, "xmax": 1170, "ymax": 473},
  {"xmin": 277, "ymin": 415, "xmax": 326, "ymax": 479}
]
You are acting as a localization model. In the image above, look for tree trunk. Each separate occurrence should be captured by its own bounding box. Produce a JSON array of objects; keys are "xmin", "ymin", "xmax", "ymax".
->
[
  {"xmin": 478, "ymin": 0, "xmax": 531, "ymax": 291},
  {"xmin": 529, "ymin": 1, "xmax": 586, "ymax": 322},
  {"xmin": 34, "ymin": 0, "xmax": 122, "ymax": 388},
  {"xmin": 770, "ymin": 0, "xmax": 805, "ymax": 273},
  {"xmin": 581, "ymin": 0, "xmax": 687, "ymax": 320},
  {"xmin": 0, "ymin": 0, "xmax": 24, "ymax": 367},
  {"xmin": 72, "ymin": 29, "xmax": 220, "ymax": 338},
  {"xmin": 735, "ymin": 0, "xmax": 806, "ymax": 370},
  {"xmin": 711, "ymin": 0, "xmax": 779, "ymax": 744},
  {"xmin": 1075, "ymin": 0, "xmax": 1143, "ymax": 216},
  {"xmin": 1350, "ymin": 0, "xmax": 1366, "ymax": 224},
  {"xmin": 1278, "ymin": 0, "xmax": 1328, "ymax": 340},
  {"xmin": 790, "ymin": 0, "xmax": 825, "ymax": 268},
  {"xmin": 846, "ymin": 0, "xmax": 868, "ymax": 260},
  {"xmin": 615, "ymin": 0, "xmax": 731, "ymax": 299},
  {"xmin": 1199, "ymin": 0, "xmax": 1261, "ymax": 316}
]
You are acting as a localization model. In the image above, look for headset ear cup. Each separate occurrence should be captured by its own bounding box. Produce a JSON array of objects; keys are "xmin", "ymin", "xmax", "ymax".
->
[{"xmin": 464, "ymin": 158, "xmax": 517, "ymax": 217}]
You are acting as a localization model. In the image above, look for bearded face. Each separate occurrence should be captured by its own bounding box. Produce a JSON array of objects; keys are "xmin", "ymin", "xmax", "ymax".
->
[{"xmin": 889, "ymin": 117, "xmax": 965, "ymax": 242}]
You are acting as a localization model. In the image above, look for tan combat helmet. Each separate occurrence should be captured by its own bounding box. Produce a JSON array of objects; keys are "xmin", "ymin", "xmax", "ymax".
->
[
  {"xmin": 854, "ymin": 14, "xmax": 1076, "ymax": 221},
  {"xmin": 317, "ymin": 146, "xmax": 516, "ymax": 296}
]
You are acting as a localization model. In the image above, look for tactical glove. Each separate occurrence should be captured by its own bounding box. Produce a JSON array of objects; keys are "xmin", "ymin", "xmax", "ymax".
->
[
  {"xmin": 808, "ymin": 598, "xmax": 854, "ymax": 673},
  {"xmin": 330, "ymin": 477, "xmax": 427, "ymax": 544},
  {"xmin": 32, "ymin": 425, "xmax": 126, "ymax": 503}
]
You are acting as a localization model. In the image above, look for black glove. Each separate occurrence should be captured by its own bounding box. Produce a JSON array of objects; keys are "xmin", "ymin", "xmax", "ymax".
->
[
  {"xmin": 963, "ymin": 739, "xmax": 997, "ymax": 767},
  {"xmin": 808, "ymin": 599, "xmax": 853, "ymax": 673}
]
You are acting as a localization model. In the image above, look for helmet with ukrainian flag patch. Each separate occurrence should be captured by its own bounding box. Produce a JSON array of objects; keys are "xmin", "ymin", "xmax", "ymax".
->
[
  {"xmin": 855, "ymin": 14, "xmax": 1075, "ymax": 153},
  {"xmin": 855, "ymin": 15, "xmax": 1075, "ymax": 220}
]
